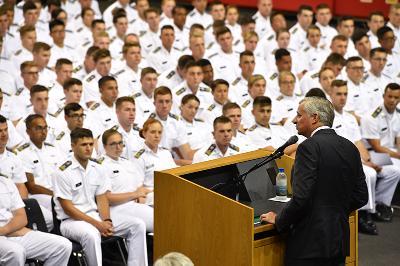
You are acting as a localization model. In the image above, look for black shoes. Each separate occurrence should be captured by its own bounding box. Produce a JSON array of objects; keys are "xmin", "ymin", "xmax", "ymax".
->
[
  {"xmin": 359, "ymin": 210, "xmax": 378, "ymax": 235},
  {"xmin": 373, "ymin": 204, "xmax": 393, "ymax": 222}
]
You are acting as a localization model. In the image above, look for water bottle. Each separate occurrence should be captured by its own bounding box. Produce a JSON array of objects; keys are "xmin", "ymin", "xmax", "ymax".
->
[{"xmin": 275, "ymin": 168, "xmax": 287, "ymax": 200}]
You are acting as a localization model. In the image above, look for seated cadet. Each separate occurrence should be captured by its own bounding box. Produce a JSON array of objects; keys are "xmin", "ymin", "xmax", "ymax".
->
[
  {"xmin": 353, "ymin": 32, "xmax": 371, "ymax": 71},
  {"xmin": 222, "ymin": 102, "xmax": 256, "ymax": 152},
  {"xmin": 192, "ymin": 116, "xmax": 241, "ymax": 163},
  {"xmin": 242, "ymin": 31, "xmax": 267, "ymax": 75},
  {"xmin": 140, "ymin": 8, "xmax": 162, "ymax": 56},
  {"xmin": 16, "ymin": 85, "xmax": 63, "ymax": 143},
  {"xmin": 48, "ymin": 58, "xmax": 74, "ymax": 114},
  {"xmin": 197, "ymin": 58, "xmax": 214, "ymax": 87},
  {"xmin": 0, "ymin": 175, "xmax": 72, "ymax": 266},
  {"xmin": 32, "ymin": 42, "xmax": 56, "ymax": 88},
  {"xmin": 330, "ymin": 80, "xmax": 400, "ymax": 233},
  {"xmin": 108, "ymin": 11, "xmax": 129, "ymax": 60},
  {"xmin": 17, "ymin": 114, "xmax": 59, "ymax": 231},
  {"xmin": 97, "ymin": 96, "xmax": 143, "ymax": 159},
  {"xmin": 54, "ymin": 103, "xmax": 85, "ymax": 158},
  {"xmin": 377, "ymin": 26, "xmax": 400, "ymax": 78},
  {"xmin": 169, "ymin": 5, "xmax": 188, "ymax": 50},
  {"xmin": 318, "ymin": 67, "xmax": 335, "ymax": 99},
  {"xmin": 288, "ymin": 5, "xmax": 313, "ymax": 53},
  {"xmin": 201, "ymin": 79, "xmax": 230, "ymax": 124},
  {"xmin": 73, "ymin": 46, "xmax": 100, "ymax": 81},
  {"xmin": 229, "ymin": 50, "xmax": 255, "ymax": 104},
  {"xmin": 132, "ymin": 118, "xmax": 177, "ymax": 205},
  {"xmin": 134, "ymin": 67, "xmax": 158, "ymax": 126},
  {"xmin": 179, "ymin": 94, "xmax": 212, "ymax": 151},
  {"xmin": 10, "ymin": 25, "xmax": 35, "ymax": 71},
  {"xmin": 53, "ymin": 128, "xmax": 148, "ymax": 266},
  {"xmin": 186, "ymin": 34, "xmax": 206, "ymax": 62},
  {"xmin": 148, "ymin": 86, "xmax": 195, "ymax": 165},
  {"xmin": 86, "ymin": 76, "xmax": 119, "ymax": 139},
  {"xmin": 157, "ymin": 55, "xmax": 194, "ymax": 91},
  {"xmin": 102, "ymin": 129, "xmax": 154, "ymax": 232},
  {"xmin": 246, "ymin": 96, "xmax": 297, "ymax": 156}
]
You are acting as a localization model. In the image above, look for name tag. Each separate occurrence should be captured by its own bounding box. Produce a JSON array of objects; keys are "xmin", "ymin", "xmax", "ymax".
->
[
  {"xmin": 33, "ymin": 160, "xmax": 39, "ymax": 164},
  {"xmin": 75, "ymin": 182, "xmax": 82, "ymax": 188},
  {"xmin": 162, "ymin": 61, "xmax": 167, "ymax": 64},
  {"xmin": 265, "ymin": 137, "xmax": 272, "ymax": 141},
  {"xmin": 105, "ymin": 118, "xmax": 111, "ymax": 122},
  {"xmin": 145, "ymin": 164, "xmax": 154, "ymax": 170},
  {"xmin": 113, "ymin": 170, "xmax": 119, "ymax": 174},
  {"xmin": 381, "ymin": 127, "xmax": 387, "ymax": 131},
  {"xmin": 220, "ymin": 66, "xmax": 227, "ymax": 69},
  {"xmin": 336, "ymin": 124, "xmax": 342, "ymax": 129},
  {"xmin": 354, "ymin": 94, "xmax": 359, "ymax": 98}
]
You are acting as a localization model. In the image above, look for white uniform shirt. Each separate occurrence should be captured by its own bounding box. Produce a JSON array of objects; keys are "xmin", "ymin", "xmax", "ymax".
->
[
  {"xmin": 10, "ymin": 46, "xmax": 32, "ymax": 70},
  {"xmin": 15, "ymin": 112, "xmax": 61, "ymax": 143},
  {"xmin": 363, "ymin": 70, "xmax": 391, "ymax": 109},
  {"xmin": 86, "ymin": 100, "xmax": 118, "ymax": 138},
  {"xmin": 273, "ymin": 94, "xmax": 301, "ymax": 121},
  {"xmin": 17, "ymin": 141, "xmax": 60, "ymax": 189},
  {"xmin": 289, "ymin": 22, "xmax": 307, "ymax": 52},
  {"xmin": 48, "ymin": 81, "xmax": 64, "ymax": 109},
  {"xmin": 383, "ymin": 51, "xmax": 400, "ymax": 78},
  {"xmin": 387, "ymin": 22, "xmax": 400, "ymax": 54},
  {"xmin": 49, "ymin": 44, "xmax": 79, "ymax": 67},
  {"xmin": 0, "ymin": 150, "xmax": 27, "ymax": 184},
  {"xmin": 157, "ymin": 67, "xmax": 183, "ymax": 90},
  {"xmin": 361, "ymin": 105, "xmax": 400, "ymax": 149},
  {"xmin": 200, "ymin": 100, "xmax": 225, "ymax": 125},
  {"xmin": 5, "ymin": 120, "xmax": 24, "ymax": 149},
  {"xmin": 298, "ymin": 45, "xmax": 330, "ymax": 72},
  {"xmin": 192, "ymin": 142, "xmax": 241, "ymax": 163},
  {"xmin": 344, "ymin": 78, "xmax": 371, "ymax": 117},
  {"xmin": 109, "ymin": 36, "xmax": 125, "ymax": 60},
  {"xmin": 103, "ymin": 1, "xmax": 138, "ymax": 28},
  {"xmin": 37, "ymin": 67, "xmax": 56, "ymax": 89},
  {"xmin": 208, "ymin": 49, "xmax": 240, "ymax": 83},
  {"xmin": 367, "ymin": 30, "xmax": 380, "ymax": 49},
  {"xmin": 231, "ymin": 130, "xmax": 257, "ymax": 153},
  {"xmin": 315, "ymin": 22, "xmax": 338, "ymax": 48},
  {"xmin": 147, "ymin": 45, "xmax": 182, "ymax": 74},
  {"xmin": 246, "ymin": 123, "xmax": 290, "ymax": 149},
  {"xmin": 179, "ymin": 117, "xmax": 212, "ymax": 150},
  {"xmin": 172, "ymin": 81, "xmax": 213, "ymax": 114},
  {"xmin": 172, "ymin": 24, "xmax": 189, "ymax": 51},
  {"xmin": 185, "ymin": 8, "xmax": 213, "ymax": 29},
  {"xmin": 140, "ymin": 30, "xmax": 161, "ymax": 56},
  {"xmin": 10, "ymin": 86, "xmax": 31, "ymax": 121},
  {"xmin": 252, "ymin": 11, "xmax": 272, "ymax": 39},
  {"xmin": 229, "ymin": 76, "xmax": 249, "ymax": 104},
  {"xmin": 0, "ymin": 176, "xmax": 25, "ymax": 227},
  {"xmin": 53, "ymin": 126, "xmax": 72, "ymax": 159},
  {"xmin": 82, "ymin": 70, "xmax": 102, "ymax": 104},
  {"xmin": 132, "ymin": 90, "xmax": 155, "ymax": 127},
  {"xmin": 113, "ymin": 65, "xmax": 142, "ymax": 96},
  {"xmin": 132, "ymin": 142, "xmax": 176, "ymax": 188},
  {"xmin": 128, "ymin": 17, "xmax": 148, "ymax": 36},
  {"xmin": 53, "ymin": 157, "xmax": 109, "ymax": 220},
  {"xmin": 332, "ymin": 110, "xmax": 362, "ymax": 143}
]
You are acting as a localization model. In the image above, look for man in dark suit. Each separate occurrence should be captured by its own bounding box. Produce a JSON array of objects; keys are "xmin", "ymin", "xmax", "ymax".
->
[{"xmin": 261, "ymin": 97, "xmax": 368, "ymax": 266}]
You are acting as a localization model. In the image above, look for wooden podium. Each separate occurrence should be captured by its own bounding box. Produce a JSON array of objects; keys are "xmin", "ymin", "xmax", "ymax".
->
[{"xmin": 154, "ymin": 149, "xmax": 358, "ymax": 265}]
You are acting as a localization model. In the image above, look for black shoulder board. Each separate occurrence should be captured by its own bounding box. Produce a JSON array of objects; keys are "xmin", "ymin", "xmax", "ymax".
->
[
  {"xmin": 89, "ymin": 157, "xmax": 104, "ymax": 164},
  {"xmin": 208, "ymin": 104, "xmax": 216, "ymax": 111},
  {"xmin": 206, "ymin": 42, "xmax": 214, "ymax": 50},
  {"xmin": 90, "ymin": 102, "xmax": 100, "ymax": 110},
  {"xmin": 132, "ymin": 124, "xmax": 141, "ymax": 131},
  {"xmin": 1, "ymin": 90, "xmax": 10, "ymax": 97},
  {"xmin": 205, "ymin": 24, "xmax": 212, "ymax": 30},
  {"xmin": 234, "ymin": 39, "xmax": 240, "ymax": 46},
  {"xmin": 7, "ymin": 32, "xmax": 14, "ymax": 38},
  {"xmin": 73, "ymin": 65, "xmax": 83, "ymax": 73},
  {"xmin": 276, "ymin": 95, "xmax": 284, "ymax": 101},
  {"xmin": 113, "ymin": 69, "xmax": 125, "ymax": 76},
  {"xmin": 153, "ymin": 47, "xmax": 161, "ymax": 53},
  {"xmin": 132, "ymin": 92, "xmax": 142, "ymax": 98},
  {"xmin": 267, "ymin": 34, "xmax": 274, "ymax": 41},
  {"xmin": 59, "ymin": 160, "xmax": 72, "ymax": 171},
  {"xmin": 248, "ymin": 124, "xmax": 257, "ymax": 131},
  {"xmin": 232, "ymin": 77, "xmax": 241, "ymax": 85},
  {"xmin": 396, "ymin": 108, "xmax": 400, "ymax": 113},
  {"xmin": 303, "ymin": 46, "xmax": 310, "ymax": 52},
  {"xmin": 208, "ymin": 52, "xmax": 218, "ymax": 59},
  {"xmin": 140, "ymin": 31, "xmax": 147, "ymax": 37},
  {"xmin": 44, "ymin": 142, "xmax": 54, "ymax": 147},
  {"xmin": 149, "ymin": 113, "xmax": 156, "ymax": 119},
  {"xmin": 176, "ymin": 87, "xmax": 186, "ymax": 95},
  {"xmin": 311, "ymin": 72, "xmax": 319, "ymax": 79},
  {"xmin": 77, "ymin": 27, "xmax": 83, "ymax": 33},
  {"xmin": 361, "ymin": 74, "xmax": 369, "ymax": 83},
  {"xmin": 74, "ymin": 13, "xmax": 80, "ymax": 20},
  {"xmin": 205, "ymin": 144, "xmax": 216, "ymax": 156},
  {"xmin": 229, "ymin": 143, "xmax": 239, "ymax": 152},
  {"xmin": 134, "ymin": 149, "xmax": 145, "ymax": 159},
  {"xmin": 169, "ymin": 113, "xmax": 179, "ymax": 120},
  {"xmin": 56, "ymin": 131, "xmax": 65, "ymax": 140},
  {"xmin": 270, "ymin": 73, "xmax": 278, "ymax": 80},
  {"xmin": 167, "ymin": 70, "xmax": 175, "ymax": 79},
  {"xmin": 82, "ymin": 40, "xmax": 91, "ymax": 47},
  {"xmin": 372, "ymin": 106, "xmax": 382, "ymax": 118},
  {"xmin": 86, "ymin": 74, "xmax": 95, "ymax": 82},
  {"xmin": 291, "ymin": 27, "xmax": 298, "ymax": 34},
  {"xmin": 194, "ymin": 118, "xmax": 204, "ymax": 122},
  {"xmin": 189, "ymin": 11, "xmax": 195, "ymax": 17},
  {"xmin": 199, "ymin": 87, "xmax": 211, "ymax": 92},
  {"xmin": 15, "ymin": 87, "xmax": 24, "ymax": 96},
  {"xmin": 14, "ymin": 49, "xmax": 22, "ymax": 56},
  {"xmin": 17, "ymin": 143, "xmax": 30, "ymax": 152}
]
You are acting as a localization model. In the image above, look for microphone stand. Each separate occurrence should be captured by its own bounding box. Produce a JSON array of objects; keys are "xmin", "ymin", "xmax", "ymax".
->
[{"xmin": 233, "ymin": 150, "xmax": 284, "ymax": 202}]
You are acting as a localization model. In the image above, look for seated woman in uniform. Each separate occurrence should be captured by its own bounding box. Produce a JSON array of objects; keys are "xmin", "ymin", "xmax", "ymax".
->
[
  {"xmin": 132, "ymin": 118, "xmax": 177, "ymax": 206},
  {"xmin": 102, "ymin": 128, "xmax": 154, "ymax": 232}
]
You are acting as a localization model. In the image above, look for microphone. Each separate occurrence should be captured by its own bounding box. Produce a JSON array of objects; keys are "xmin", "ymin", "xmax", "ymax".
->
[{"xmin": 273, "ymin": 135, "xmax": 299, "ymax": 155}]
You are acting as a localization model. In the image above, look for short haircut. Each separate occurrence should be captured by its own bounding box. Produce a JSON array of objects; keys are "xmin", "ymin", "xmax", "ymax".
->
[
  {"xmin": 215, "ymin": 26, "xmax": 231, "ymax": 39},
  {"xmin": 86, "ymin": 46, "xmax": 100, "ymax": 57},
  {"xmin": 33, "ymin": 42, "xmax": 51, "ymax": 53},
  {"xmin": 25, "ymin": 114, "xmax": 45, "ymax": 129},
  {"xmin": 154, "ymin": 252, "xmax": 194, "ymax": 266},
  {"xmin": 23, "ymin": 1, "xmax": 36, "ymax": 14},
  {"xmin": 346, "ymin": 56, "xmax": 363, "ymax": 66},
  {"xmin": 19, "ymin": 25, "xmax": 35, "ymax": 38},
  {"xmin": 184, "ymin": 61, "xmax": 201, "ymax": 71},
  {"xmin": 140, "ymin": 67, "xmax": 157, "ymax": 80},
  {"xmin": 248, "ymin": 74, "xmax": 265, "ymax": 89},
  {"xmin": 253, "ymin": 96, "xmax": 271, "ymax": 108},
  {"xmin": 243, "ymin": 31, "xmax": 258, "ymax": 42},
  {"xmin": 298, "ymin": 5, "xmax": 313, "ymax": 15},
  {"xmin": 102, "ymin": 128, "xmax": 122, "ymax": 145},
  {"xmin": 316, "ymin": 3, "xmax": 331, "ymax": 11},
  {"xmin": 30, "ymin": 85, "xmax": 48, "ymax": 98},
  {"xmin": 161, "ymin": 25, "xmax": 174, "ymax": 33},
  {"xmin": 211, "ymin": 79, "xmax": 229, "ymax": 93},
  {"xmin": 307, "ymin": 25, "xmax": 321, "ymax": 36},
  {"xmin": 324, "ymin": 53, "xmax": 346, "ymax": 66},
  {"xmin": 181, "ymin": 94, "xmax": 200, "ymax": 105},
  {"xmin": 368, "ymin": 11, "xmax": 384, "ymax": 21},
  {"xmin": 331, "ymin": 79, "xmax": 347, "ymax": 88},
  {"xmin": 331, "ymin": 34, "xmax": 348, "ymax": 43},
  {"xmin": 370, "ymin": 47, "xmax": 386, "ymax": 58},
  {"xmin": 197, "ymin": 58, "xmax": 212, "ymax": 67},
  {"xmin": 276, "ymin": 28, "xmax": 290, "ymax": 39},
  {"xmin": 239, "ymin": 17, "xmax": 255, "ymax": 26},
  {"xmin": 222, "ymin": 102, "xmax": 241, "ymax": 115},
  {"xmin": 154, "ymin": 86, "xmax": 172, "ymax": 99},
  {"xmin": 352, "ymin": 31, "xmax": 368, "ymax": 44},
  {"xmin": 240, "ymin": 50, "xmax": 254, "ymax": 60},
  {"xmin": 93, "ymin": 48, "xmax": 111, "ymax": 62},
  {"xmin": 377, "ymin": 26, "xmax": 393, "ymax": 41},
  {"xmin": 213, "ymin": 115, "xmax": 231, "ymax": 129},
  {"xmin": 20, "ymin": 61, "xmax": 37, "ymax": 72},
  {"xmin": 275, "ymin": 48, "xmax": 290, "ymax": 62},
  {"xmin": 270, "ymin": 11, "xmax": 285, "ymax": 23},
  {"xmin": 116, "ymin": 96, "xmax": 135, "ymax": 109},
  {"xmin": 49, "ymin": 19, "xmax": 65, "ymax": 32},
  {"xmin": 144, "ymin": 7, "xmax": 159, "ymax": 19},
  {"xmin": 0, "ymin": 114, "xmax": 6, "ymax": 124},
  {"xmin": 64, "ymin": 102, "xmax": 83, "ymax": 116},
  {"xmin": 63, "ymin": 78, "xmax": 82, "ymax": 91},
  {"xmin": 81, "ymin": 7, "xmax": 94, "ymax": 18},
  {"xmin": 385, "ymin": 83, "xmax": 400, "ymax": 93},
  {"xmin": 278, "ymin": 71, "xmax": 295, "ymax": 84},
  {"xmin": 91, "ymin": 19, "xmax": 105, "ymax": 29},
  {"xmin": 113, "ymin": 9, "xmax": 127, "ymax": 24},
  {"xmin": 177, "ymin": 55, "xmax": 195, "ymax": 70},
  {"xmin": 172, "ymin": 5, "xmax": 187, "ymax": 15},
  {"xmin": 98, "ymin": 76, "xmax": 116, "ymax": 89},
  {"xmin": 338, "ymin": 16, "xmax": 354, "ymax": 26},
  {"xmin": 70, "ymin": 128, "xmax": 93, "ymax": 143},
  {"xmin": 55, "ymin": 58, "xmax": 73, "ymax": 70},
  {"xmin": 300, "ymin": 97, "xmax": 334, "ymax": 127},
  {"xmin": 122, "ymin": 42, "xmax": 141, "ymax": 54},
  {"xmin": 305, "ymin": 88, "xmax": 327, "ymax": 99},
  {"xmin": 318, "ymin": 67, "xmax": 334, "ymax": 79},
  {"xmin": 209, "ymin": 0, "xmax": 224, "ymax": 9}
]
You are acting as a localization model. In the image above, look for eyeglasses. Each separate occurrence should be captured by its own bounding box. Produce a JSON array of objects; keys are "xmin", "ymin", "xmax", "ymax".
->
[
  {"xmin": 107, "ymin": 141, "xmax": 124, "ymax": 148},
  {"xmin": 68, "ymin": 114, "xmax": 86, "ymax": 120}
]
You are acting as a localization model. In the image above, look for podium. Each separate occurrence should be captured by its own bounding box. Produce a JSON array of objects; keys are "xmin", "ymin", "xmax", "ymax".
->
[{"xmin": 154, "ymin": 149, "xmax": 358, "ymax": 265}]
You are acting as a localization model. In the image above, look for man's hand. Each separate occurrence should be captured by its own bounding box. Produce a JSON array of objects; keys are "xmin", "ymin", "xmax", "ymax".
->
[
  {"xmin": 135, "ymin": 187, "xmax": 152, "ymax": 199},
  {"xmin": 260, "ymin": 212, "xmax": 277, "ymax": 224},
  {"xmin": 95, "ymin": 221, "xmax": 114, "ymax": 237},
  {"xmin": 363, "ymin": 160, "xmax": 382, "ymax": 173}
]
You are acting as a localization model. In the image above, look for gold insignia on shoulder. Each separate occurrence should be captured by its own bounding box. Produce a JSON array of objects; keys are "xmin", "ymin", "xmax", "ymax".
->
[
  {"xmin": 176, "ymin": 88, "xmax": 185, "ymax": 95},
  {"xmin": 372, "ymin": 106, "xmax": 382, "ymax": 118},
  {"xmin": 276, "ymin": 95, "xmax": 284, "ymax": 101},
  {"xmin": 44, "ymin": 142, "xmax": 54, "ymax": 147},
  {"xmin": 248, "ymin": 124, "xmax": 257, "ymax": 131},
  {"xmin": 132, "ymin": 124, "xmax": 141, "ymax": 131},
  {"xmin": 205, "ymin": 144, "xmax": 216, "ymax": 156},
  {"xmin": 111, "ymin": 125, "xmax": 119, "ymax": 131},
  {"xmin": 311, "ymin": 72, "xmax": 319, "ymax": 79},
  {"xmin": 89, "ymin": 157, "xmax": 104, "ymax": 164},
  {"xmin": 56, "ymin": 131, "xmax": 65, "ymax": 140},
  {"xmin": 14, "ymin": 49, "xmax": 22, "ymax": 56},
  {"xmin": 242, "ymin": 99, "xmax": 251, "ymax": 108},
  {"xmin": 199, "ymin": 87, "xmax": 211, "ymax": 92},
  {"xmin": 291, "ymin": 27, "xmax": 298, "ymax": 34},
  {"xmin": 206, "ymin": 42, "xmax": 214, "ymax": 50},
  {"xmin": 267, "ymin": 34, "xmax": 274, "ymax": 41},
  {"xmin": 17, "ymin": 143, "xmax": 30, "ymax": 152},
  {"xmin": 361, "ymin": 74, "xmax": 369, "ymax": 83},
  {"xmin": 134, "ymin": 149, "xmax": 145, "ymax": 159},
  {"xmin": 6, "ymin": 147, "xmax": 17, "ymax": 155},
  {"xmin": 208, "ymin": 104, "xmax": 216, "ymax": 111},
  {"xmin": 86, "ymin": 74, "xmax": 95, "ymax": 82},
  {"xmin": 303, "ymin": 46, "xmax": 310, "ymax": 52},
  {"xmin": 90, "ymin": 102, "xmax": 100, "ymax": 110},
  {"xmin": 149, "ymin": 113, "xmax": 156, "ymax": 119},
  {"xmin": 15, "ymin": 87, "xmax": 24, "ymax": 96},
  {"xmin": 169, "ymin": 113, "xmax": 179, "ymax": 120},
  {"xmin": 166, "ymin": 70, "xmax": 175, "ymax": 79},
  {"xmin": 59, "ymin": 160, "xmax": 72, "ymax": 171},
  {"xmin": 73, "ymin": 65, "xmax": 82, "ymax": 73},
  {"xmin": 232, "ymin": 77, "xmax": 241, "ymax": 85},
  {"xmin": 270, "ymin": 73, "xmax": 278, "ymax": 80},
  {"xmin": 153, "ymin": 47, "xmax": 161, "ymax": 53},
  {"xmin": 132, "ymin": 92, "xmax": 141, "ymax": 98},
  {"xmin": 53, "ymin": 107, "xmax": 64, "ymax": 117},
  {"xmin": 229, "ymin": 143, "xmax": 239, "ymax": 152}
]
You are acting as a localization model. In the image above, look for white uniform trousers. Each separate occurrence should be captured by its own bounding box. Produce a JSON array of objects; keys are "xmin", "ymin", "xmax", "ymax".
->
[
  {"xmin": 29, "ymin": 194, "xmax": 54, "ymax": 231},
  {"xmin": 360, "ymin": 165, "xmax": 377, "ymax": 212},
  {"xmin": 110, "ymin": 201, "xmax": 154, "ymax": 232},
  {"xmin": 0, "ymin": 230, "xmax": 72, "ymax": 266},
  {"xmin": 375, "ymin": 165, "xmax": 400, "ymax": 207},
  {"xmin": 61, "ymin": 211, "xmax": 148, "ymax": 266}
]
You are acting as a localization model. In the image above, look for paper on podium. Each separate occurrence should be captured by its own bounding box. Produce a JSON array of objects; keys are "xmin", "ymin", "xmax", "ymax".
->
[{"xmin": 268, "ymin": 196, "xmax": 291, "ymax": 203}]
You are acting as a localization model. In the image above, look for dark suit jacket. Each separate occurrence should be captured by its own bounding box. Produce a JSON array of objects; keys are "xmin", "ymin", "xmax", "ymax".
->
[{"xmin": 276, "ymin": 128, "xmax": 368, "ymax": 259}]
